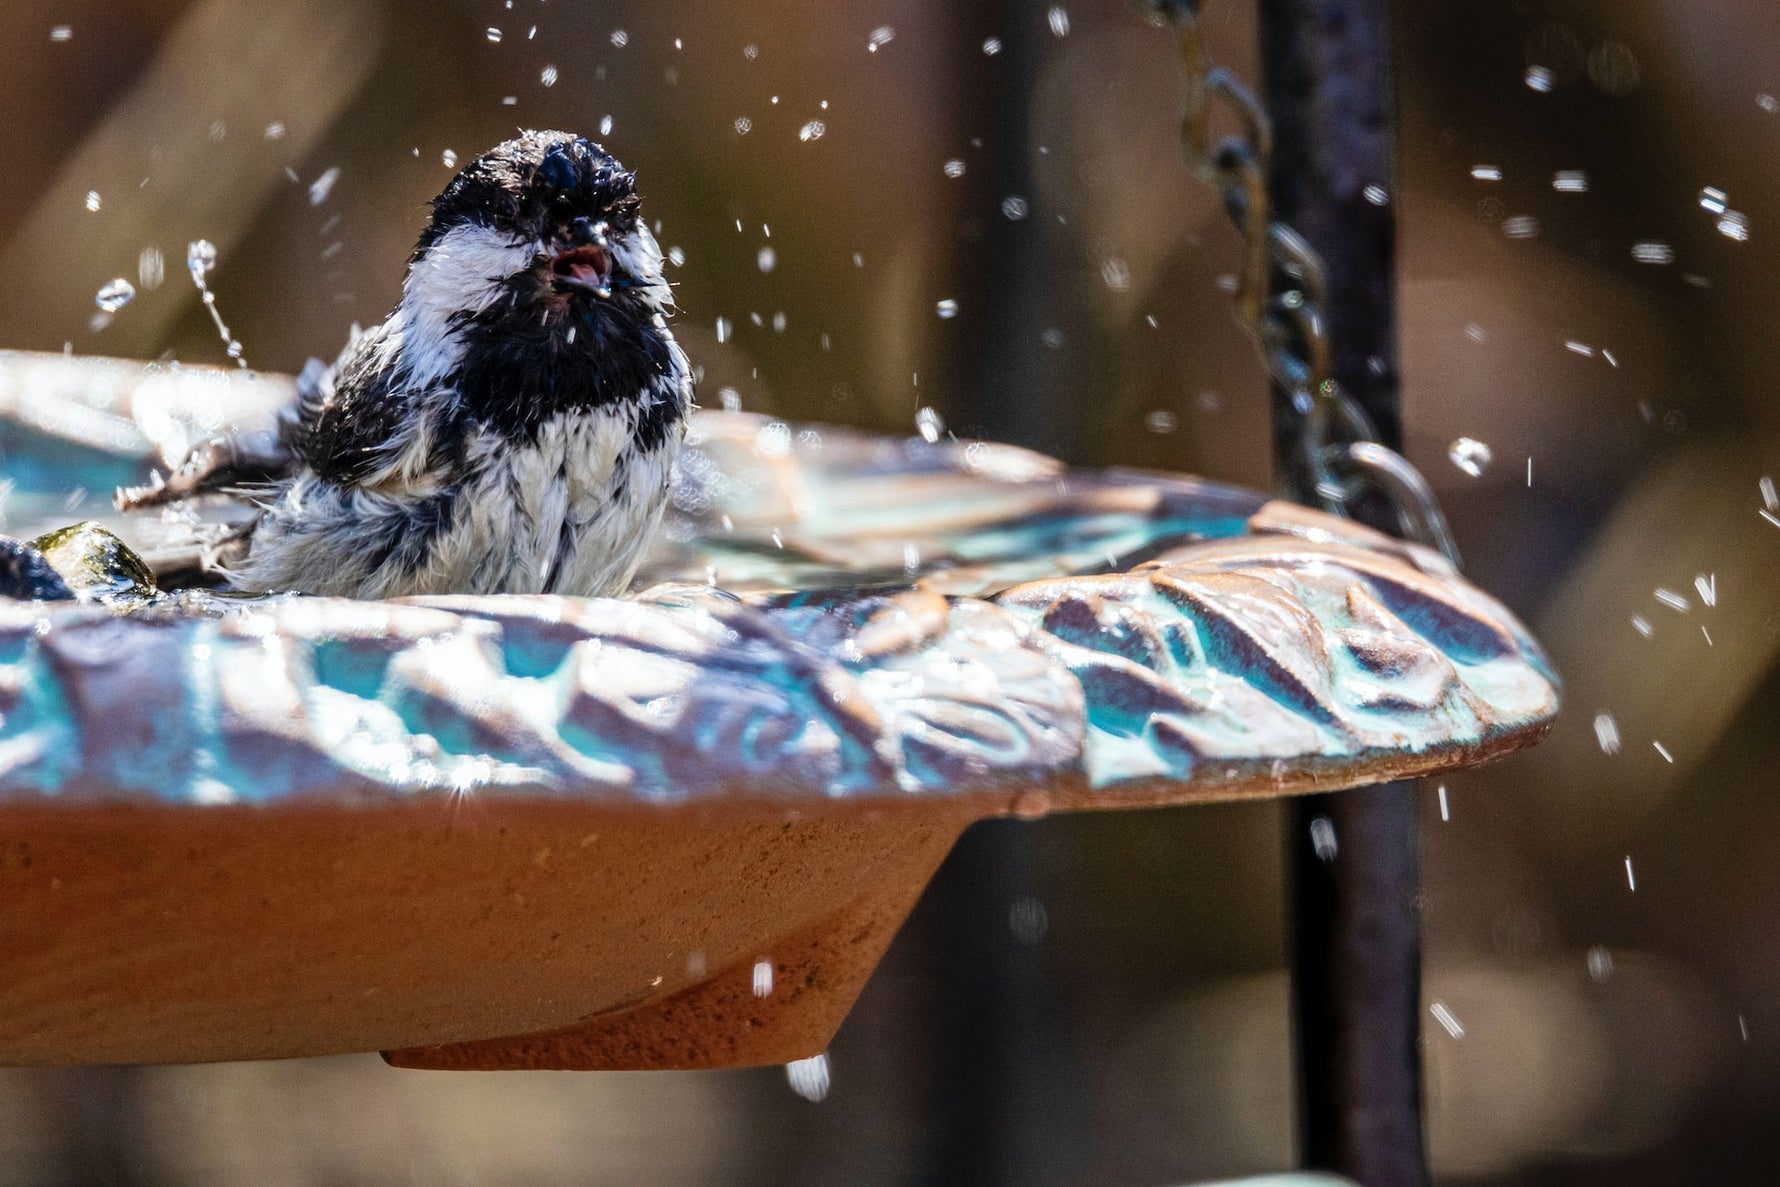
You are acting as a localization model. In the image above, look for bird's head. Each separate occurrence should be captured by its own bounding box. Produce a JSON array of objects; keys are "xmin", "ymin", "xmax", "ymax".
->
[{"xmin": 402, "ymin": 132, "xmax": 672, "ymax": 353}]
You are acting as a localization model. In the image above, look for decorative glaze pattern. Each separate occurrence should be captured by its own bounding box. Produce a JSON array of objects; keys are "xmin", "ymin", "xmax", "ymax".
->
[{"xmin": 0, "ymin": 352, "xmax": 1557, "ymax": 806}]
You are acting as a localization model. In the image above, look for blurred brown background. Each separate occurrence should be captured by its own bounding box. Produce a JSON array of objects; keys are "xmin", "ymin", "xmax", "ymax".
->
[{"xmin": 3, "ymin": 0, "xmax": 1779, "ymax": 1183}]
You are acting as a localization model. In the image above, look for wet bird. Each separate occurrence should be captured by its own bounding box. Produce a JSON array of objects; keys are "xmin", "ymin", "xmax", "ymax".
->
[{"xmin": 120, "ymin": 131, "xmax": 693, "ymax": 599}]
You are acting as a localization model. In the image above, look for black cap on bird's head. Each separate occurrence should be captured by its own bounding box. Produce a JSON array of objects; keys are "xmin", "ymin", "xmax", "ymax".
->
[{"xmin": 415, "ymin": 131, "xmax": 644, "ymax": 298}]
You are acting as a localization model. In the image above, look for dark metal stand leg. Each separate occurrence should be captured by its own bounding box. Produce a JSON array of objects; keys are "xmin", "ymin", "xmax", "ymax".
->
[{"xmin": 1259, "ymin": 0, "xmax": 1431, "ymax": 1182}]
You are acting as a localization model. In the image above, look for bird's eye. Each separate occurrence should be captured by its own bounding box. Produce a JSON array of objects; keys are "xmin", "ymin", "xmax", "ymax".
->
[{"xmin": 537, "ymin": 144, "xmax": 577, "ymax": 194}]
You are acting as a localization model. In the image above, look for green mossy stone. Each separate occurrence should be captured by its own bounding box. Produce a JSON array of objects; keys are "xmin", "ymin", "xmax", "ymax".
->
[{"xmin": 27, "ymin": 521, "xmax": 157, "ymax": 605}]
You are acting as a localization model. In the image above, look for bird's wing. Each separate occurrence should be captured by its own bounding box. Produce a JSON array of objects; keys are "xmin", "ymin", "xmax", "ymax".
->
[
  {"xmin": 284, "ymin": 321, "xmax": 420, "ymax": 488},
  {"xmin": 114, "ymin": 419, "xmax": 297, "ymax": 513}
]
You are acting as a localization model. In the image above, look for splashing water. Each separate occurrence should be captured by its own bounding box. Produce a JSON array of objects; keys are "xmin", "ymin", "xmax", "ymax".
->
[
  {"xmin": 95, "ymin": 279, "xmax": 136, "ymax": 313},
  {"xmin": 138, "ymin": 246, "xmax": 164, "ymax": 291},
  {"xmin": 1048, "ymin": 7, "xmax": 1070, "ymax": 36},
  {"xmin": 186, "ymin": 240, "xmax": 246, "ymax": 368},
  {"xmin": 307, "ymin": 167, "xmax": 341, "ymax": 206},
  {"xmin": 915, "ymin": 407, "xmax": 944, "ymax": 443},
  {"xmin": 441, "ymin": 149, "xmax": 458, "ymax": 169},
  {"xmin": 1448, "ymin": 436, "xmax": 1493, "ymax": 477},
  {"xmin": 798, "ymin": 120, "xmax": 825, "ymax": 142},
  {"xmin": 785, "ymin": 1053, "xmax": 831, "ymax": 1102},
  {"xmin": 867, "ymin": 26, "xmax": 894, "ymax": 52}
]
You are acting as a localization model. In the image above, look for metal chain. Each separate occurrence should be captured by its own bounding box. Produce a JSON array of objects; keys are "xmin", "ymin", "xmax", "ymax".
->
[{"xmin": 1146, "ymin": 0, "xmax": 1461, "ymax": 566}]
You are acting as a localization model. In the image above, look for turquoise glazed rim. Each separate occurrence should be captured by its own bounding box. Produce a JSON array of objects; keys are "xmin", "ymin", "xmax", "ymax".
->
[{"xmin": 0, "ymin": 351, "xmax": 1557, "ymax": 807}]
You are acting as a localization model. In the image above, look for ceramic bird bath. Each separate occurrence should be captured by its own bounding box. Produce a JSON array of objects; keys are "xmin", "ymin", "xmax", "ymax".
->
[{"xmin": 0, "ymin": 351, "xmax": 1557, "ymax": 1070}]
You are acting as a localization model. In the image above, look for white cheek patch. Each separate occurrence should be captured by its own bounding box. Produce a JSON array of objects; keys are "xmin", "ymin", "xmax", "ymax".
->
[
  {"xmin": 401, "ymin": 222, "xmax": 539, "ymax": 344},
  {"xmin": 610, "ymin": 224, "xmax": 672, "ymax": 310}
]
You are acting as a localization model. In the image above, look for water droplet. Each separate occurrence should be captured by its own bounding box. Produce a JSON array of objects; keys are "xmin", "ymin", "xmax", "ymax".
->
[
  {"xmin": 485, "ymin": 27, "xmax": 502, "ymax": 42},
  {"xmin": 785, "ymin": 1053, "xmax": 831, "ymax": 1102},
  {"xmin": 1309, "ymin": 816, "xmax": 1338, "ymax": 862},
  {"xmin": 1631, "ymin": 240, "xmax": 1675, "ymax": 264},
  {"xmin": 83, "ymin": 190, "xmax": 101, "ymax": 213},
  {"xmin": 1524, "ymin": 65, "xmax": 1555, "ymax": 92},
  {"xmin": 1586, "ymin": 41, "xmax": 1641, "ymax": 95},
  {"xmin": 1040, "ymin": 327, "xmax": 1064, "ymax": 349},
  {"xmin": 718, "ymin": 387, "xmax": 742, "ymax": 412},
  {"xmin": 1552, "ymin": 170, "xmax": 1588, "ymax": 193},
  {"xmin": 599, "ymin": 115, "xmax": 613, "ymax": 136},
  {"xmin": 751, "ymin": 960, "xmax": 774, "ymax": 996},
  {"xmin": 1593, "ymin": 712, "xmax": 1621, "ymax": 755},
  {"xmin": 1761, "ymin": 93, "xmax": 1780, "ymax": 114},
  {"xmin": 1447, "ymin": 436, "xmax": 1493, "ymax": 477},
  {"xmin": 935, "ymin": 298, "xmax": 959, "ymax": 319},
  {"xmin": 915, "ymin": 406, "xmax": 944, "ymax": 443},
  {"xmin": 1700, "ymin": 186, "xmax": 1728, "ymax": 214},
  {"xmin": 756, "ymin": 421, "xmax": 792, "ymax": 457},
  {"xmin": 441, "ymin": 149, "xmax": 458, "ymax": 169},
  {"xmin": 95, "ymin": 278, "xmax": 136, "ymax": 313},
  {"xmin": 734, "ymin": 116, "xmax": 752, "ymax": 135},
  {"xmin": 867, "ymin": 26, "xmax": 894, "ymax": 52},
  {"xmin": 1363, "ymin": 184, "xmax": 1389, "ymax": 205},
  {"xmin": 943, "ymin": 158, "xmax": 965, "ymax": 179},
  {"xmin": 49, "ymin": 26, "xmax": 72, "ymax": 42},
  {"xmin": 187, "ymin": 239, "xmax": 217, "ymax": 282},
  {"xmin": 715, "ymin": 317, "xmax": 732, "ymax": 344},
  {"xmin": 307, "ymin": 166, "xmax": 340, "ymax": 206},
  {"xmin": 1502, "ymin": 215, "xmax": 1540, "ymax": 239},
  {"xmin": 743, "ymin": 44, "xmax": 759, "ymax": 60},
  {"xmin": 757, "ymin": 246, "xmax": 776, "ymax": 273},
  {"xmin": 983, "ymin": 37, "xmax": 1002, "ymax": 55},
  {"xmin": 1586, "ymin": 945, "xmax": 1614, "ymax": 982},
  {"xmin": 1001, "ymin": 195, "xmax": 1029, "ymax": 220},
  {"xmin": 1145, "ymin": 410, "xmax": 1177, "ymax": 434},
  {"xmin": 609, "ymin": 29, "xmax": 628, "ymax": 48},
  {"xmin": 1009, "ymin": 897, "xmax": 1049, "ymax": 944},
  {"xmin": 1717, "ymin": 211, "xmax": 1751, "ymax": 242},
  {"xmin": 902, "ymin": 542, "xmax": 921, "ymax": 575},
  {"xmin": 264, "ymin": 122, "xmax": 286, "ymax": 141},
  {"xmin": 1101, "ymin": 257, "xmax": 1131, "ymax": 291},
  {"xmin": 667, "ymin": 246, "xmax": 685, "ymax": 267},
  {"xmin": 540, "ymin": 64, "xmax": 558, "ymax": 87},
  {"xmin": 1047, "ymin": 7, "xmax": 1070, "ymax": 36},
  {"xmin": 798, "ymin": 120, "xmax": 825, "ymax": 142},
  {"xmin": 138, "ymin": 246, "xmax": 164, "ymax": 291},
  {"xmin": 1470, "ymin": 164, "xmax": 1502, "ymax": 181}
]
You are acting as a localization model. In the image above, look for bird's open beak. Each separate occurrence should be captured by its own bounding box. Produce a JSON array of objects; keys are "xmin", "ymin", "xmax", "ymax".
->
[
  {"xmin": 552, "ymin": 216, "xmax": 614, "ymax": 297},
  {"xmin": 550, "ymin": 243, "xmax": 612, "ymax": 297}
]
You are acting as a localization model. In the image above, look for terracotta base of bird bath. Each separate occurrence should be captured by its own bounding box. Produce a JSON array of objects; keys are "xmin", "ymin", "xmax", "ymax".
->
[
  {"xmin": 0, "ymin": 352, "xmax": 1559, "ymax": 1070},
  {"xmin": 1, "ymin": 797, "xmax": 985, "ymax": 1070}
]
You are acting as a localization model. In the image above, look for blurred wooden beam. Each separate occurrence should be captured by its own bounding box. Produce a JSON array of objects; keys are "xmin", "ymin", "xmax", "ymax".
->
[{"xmin": 0, "ymin": 0, "xmax": 387, "ymax": 358}]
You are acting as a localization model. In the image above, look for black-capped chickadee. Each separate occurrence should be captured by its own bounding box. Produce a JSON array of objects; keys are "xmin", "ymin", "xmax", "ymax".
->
[{"xmin": 120, "ymin": 130, "xmax": 693, "ymax": 599}]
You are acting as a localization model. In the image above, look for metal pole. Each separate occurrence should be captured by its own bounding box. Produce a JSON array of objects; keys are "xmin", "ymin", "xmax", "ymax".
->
[{"xmin": 1258, "ymin": 1, "xmax": 1431, "ymax": 1183}]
